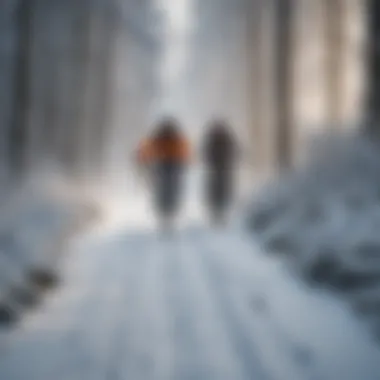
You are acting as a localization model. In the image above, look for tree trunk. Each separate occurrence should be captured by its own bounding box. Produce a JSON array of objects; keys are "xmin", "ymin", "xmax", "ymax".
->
[
  {"xmin": 9, "ymin": 0, "xmax": 34, "ymax": 177},
  {"xmin": 246, "ymin": 0, "xmax": 264, "ymax": 170},
  {"xmin": 366, "ymin": 0, "xmax": 380, "ymax": 133},
  {"xmin": 62, "ymin": 0, "xmax": 93, "ymax": 176},
  {"xmin": 0, "ymin": 1, "xmax": 18, "ymax": 182},
  {"xmin": 324, "ymin": 0, "xmax": 345, "ymax": 126},
  {"xmin": 274, "ymin": 0, "xmax": 294, "ymax": 169},
  {"xmin": 40, "ymin": 2, "xmax": 61, "ymax": 161},
  {"xmin": 89, "ymin": 1, "xmax": 118, "ymax": 176}
]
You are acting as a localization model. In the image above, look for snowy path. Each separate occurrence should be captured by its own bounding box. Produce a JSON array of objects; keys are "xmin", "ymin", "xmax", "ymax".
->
[{"xmin": 1, "ymin": 224, "xmax": 380, "ymax": 380}]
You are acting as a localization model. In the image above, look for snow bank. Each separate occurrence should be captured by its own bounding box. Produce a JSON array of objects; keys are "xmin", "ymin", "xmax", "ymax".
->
[
  {"xmin": 246, "ymin": 130, "xmax": 380, "ymax": 342},
  {"xmin": 0, "ymin": 177, "xmax": 97, "ymax": 327}
]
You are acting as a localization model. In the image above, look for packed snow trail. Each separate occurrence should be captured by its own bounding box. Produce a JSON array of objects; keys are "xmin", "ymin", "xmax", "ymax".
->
[{"xmin": 1, "ymin": 224, "xmax": 380, "ymax": 380}]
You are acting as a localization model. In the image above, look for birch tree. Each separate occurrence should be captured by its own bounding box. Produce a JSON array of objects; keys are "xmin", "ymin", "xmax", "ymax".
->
[{"xmin": 324, "ymin": 0, "xmax": 345, "ymax": 126}]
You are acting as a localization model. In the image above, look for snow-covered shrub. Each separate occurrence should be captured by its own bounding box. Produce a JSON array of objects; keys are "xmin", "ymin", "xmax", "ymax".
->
[
  {"xmin": 246, "ymin": 130, "xmax": 380, "ymax": 339},
  {"xmin": 0, "ymin": 180, "xmax": 97, "ymax": 327}
]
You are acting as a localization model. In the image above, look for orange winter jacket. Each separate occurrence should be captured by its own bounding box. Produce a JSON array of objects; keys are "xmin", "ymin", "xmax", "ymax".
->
[{"xmin": 137, "ymin": 136, "xmax": 191, "ymax": 165}]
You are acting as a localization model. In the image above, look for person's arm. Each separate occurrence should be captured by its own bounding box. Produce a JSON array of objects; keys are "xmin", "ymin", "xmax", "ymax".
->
[
  {"xmin": 233, "ymin": 139, "xmax": 249, "ymax": 164},
  {"xmin": 179, "ymin": 138, "xmax": 192, "ymax": 164},
  {"xmin": 201, "ymin": 136, "xmax": 211, "ymax": 165},
  {"xmin": 136, "ymin": 139, "xmax": 154, "ymax": 165}
]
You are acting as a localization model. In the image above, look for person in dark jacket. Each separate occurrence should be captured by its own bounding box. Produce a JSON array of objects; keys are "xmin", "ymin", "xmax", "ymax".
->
[
  {"xmin": 202, "ymin": 120, "xmax": 239, "ymax": 225},
  {"xmin": 136, "ymin": 117, "xmax": 191, "ymax": 230}
]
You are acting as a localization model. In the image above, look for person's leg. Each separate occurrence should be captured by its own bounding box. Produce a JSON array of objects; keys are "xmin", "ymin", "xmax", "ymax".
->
[
  {"xmin": 153, "ymin": 163, "xmax": 168, "ymax": 222},
  {"xmin": 207, "ymin": 168, "xmax": 232, "ymax": 226},
  {"xmin": 206, "ymin": 169, "xmax": 222, "ymax": 224},
  {"xmin": 166, "ymin": 163, "xmax": 184, "ymax": 229},
  {"xmin": 155, "ymin": 162, "xmax": 183, "ymax": 232}
]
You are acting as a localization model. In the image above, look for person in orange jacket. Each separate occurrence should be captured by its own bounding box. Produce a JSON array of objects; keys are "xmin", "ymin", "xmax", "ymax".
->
[{"xmin": 136, "ymin": 117, "xmax": 191, "ymax": 230}]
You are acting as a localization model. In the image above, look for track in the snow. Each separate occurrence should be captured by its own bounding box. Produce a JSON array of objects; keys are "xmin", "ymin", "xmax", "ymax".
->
[{"xmin": 0, "ymin": 225, "xmax": 380, "ymax": 380}]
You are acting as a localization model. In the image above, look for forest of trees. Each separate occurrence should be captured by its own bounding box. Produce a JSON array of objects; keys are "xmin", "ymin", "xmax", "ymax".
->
[
  {"xmin": 0, "ymin": 0, "xmax": 160, "ymax": 186},
  {"xmin": 0, "ymin": 0, "xmax": 376, "ymax": 187},
  {"xmin": 246, "ymin": 0, "xmax": 365, "ymax": 171}
]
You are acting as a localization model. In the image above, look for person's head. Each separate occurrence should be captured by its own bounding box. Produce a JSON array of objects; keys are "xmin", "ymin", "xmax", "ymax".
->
[
  {"xmin": 154, "ymin": 117, "xmax": 181, "ymax": 140},
  {"xmin": 207, "ymin": 119, "xmax": 231, "ymax": 138}
]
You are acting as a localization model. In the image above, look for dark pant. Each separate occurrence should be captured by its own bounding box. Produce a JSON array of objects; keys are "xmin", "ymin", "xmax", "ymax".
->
[
  {"xmin": 154, "ymin": 161, "xmax": 183, "ymax": 219},
  {"xmin": 206, "ymin": 168, "xmax": 233, "ymax": 219}
]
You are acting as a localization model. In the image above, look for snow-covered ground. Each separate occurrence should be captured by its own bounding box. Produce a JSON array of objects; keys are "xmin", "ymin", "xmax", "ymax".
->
[
  {"xmin": 93, "ymin": 163, "xmax": 251, "ymax": 231},
  {"xmin": 0, "ymin": 218, "xmax": 380, "ymax": 379},
  {"xmin": 246, "ymin": 130, "xmax": 380, "ymax": 344},
  {"xmin": 1, "ymin": 154, "xmax": 380, "ymax": 379},
  {"xmin": 0, "ymin": 174, "xmax": 97, "ymax": 327}
]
